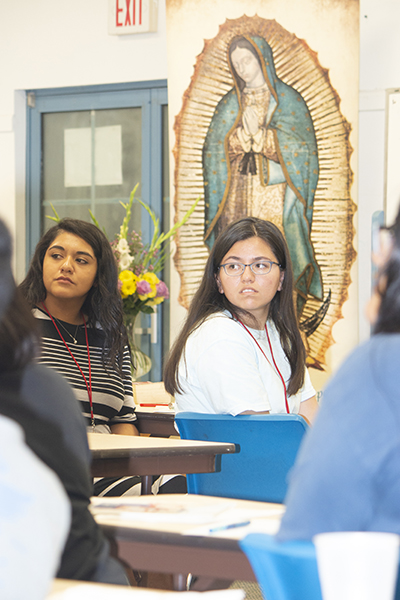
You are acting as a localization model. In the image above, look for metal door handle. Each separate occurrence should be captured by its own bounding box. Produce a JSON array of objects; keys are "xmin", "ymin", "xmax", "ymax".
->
[
  {"xmin": 150, "ymin": 309, "xmax": 157, "ymax": 344},
  {"xmin": 133, "ymin": 308, "xmax": 157, "ymax": 344}
]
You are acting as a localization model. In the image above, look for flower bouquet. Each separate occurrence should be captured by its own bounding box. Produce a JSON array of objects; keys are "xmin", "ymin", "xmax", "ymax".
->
[
  {"xmin": 106, "ymin": 184, "xmax": 199, "ymax": 377},
  {"xmin": 108, "ymin": 183, "xmax": 198, "ymax": 314},
  {"xmin": 49, "ymin": 183, "xmax": 199, "ymax": 378}
]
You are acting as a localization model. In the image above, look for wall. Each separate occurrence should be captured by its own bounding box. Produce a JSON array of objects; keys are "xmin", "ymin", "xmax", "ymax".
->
[
  {"xmin": 358, "ymin": 0, "xmax": 400, "ymax": 342},
  {"xmin": 0, "ymin": 0, "xmax": 168, "ymax": 279},
  {"xmin": 0, "ymin": 0, "xmax": 398, "ymax": 380}
]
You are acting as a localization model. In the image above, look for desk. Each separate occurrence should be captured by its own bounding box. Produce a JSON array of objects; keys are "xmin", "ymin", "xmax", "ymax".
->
[
  {"xmin": 48, "ymin": 579, "xmax": 172, "ymax": 598},
  {"xmin": 88, "ymin": 433, "xmax": 236, "ymax": 494},
  {"xmin": 48, "ymin": 579, "xmax": 245, "ymax": 598},
  {"xmin": 91, "ymin": 493, "xmax": 284, "ymax": 589},
  {"xmin": 135, "ymin": 407, "xmax": 177, "ymax": 438}
]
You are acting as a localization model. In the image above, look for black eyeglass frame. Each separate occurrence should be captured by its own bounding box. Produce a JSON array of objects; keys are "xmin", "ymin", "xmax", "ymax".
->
[{"xmin": 219, "ymin": 260, "xmax": 282, "ymax": 277}]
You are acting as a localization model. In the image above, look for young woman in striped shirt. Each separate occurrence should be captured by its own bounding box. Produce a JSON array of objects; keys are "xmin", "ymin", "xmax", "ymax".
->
[{"xmin": 19, "ymin": 218, "xmax": 186, "ymax": 495}]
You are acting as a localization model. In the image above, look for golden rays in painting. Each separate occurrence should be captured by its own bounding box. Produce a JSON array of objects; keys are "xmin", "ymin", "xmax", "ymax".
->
[{"xmin": 172, "ymin": 15, "xmax": 356, "ymax": 369}]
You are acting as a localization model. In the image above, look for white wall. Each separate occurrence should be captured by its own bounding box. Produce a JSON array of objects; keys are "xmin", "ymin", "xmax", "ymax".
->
[
  {"xmin": 358, "ymin": 0, "xmax": 400, "ymax": 342},
  {"xmin": 0, "ymin": 0, "xmax": 168, "ymax": 278},
  {"xmin": 0, "ymin": 0, "xmax": 398, "ymax": 372}
]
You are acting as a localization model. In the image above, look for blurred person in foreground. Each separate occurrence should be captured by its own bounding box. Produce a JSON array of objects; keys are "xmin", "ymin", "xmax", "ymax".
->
[
  {"xmin": 0, "ymin": 414, "xmax": 70, "ymax": 600},
  {"xmin": 0, "ymin": 218, "xmax": 129, "ymax": 584},
  {"xmin": 0, "ymin": 220, "xmax": 70, "ymax": 599},
  {"xmin": 278, "ymin": 206, "xmax": 400, "ymax": 540}
]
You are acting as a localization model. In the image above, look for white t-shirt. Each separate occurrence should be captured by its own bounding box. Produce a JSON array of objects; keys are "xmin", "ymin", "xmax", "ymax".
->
[
  {"xmin": 175, "ymin": 312, "xmax": 315, "ymax": 416},
  {"xmin": 0, "ymin": 415, "xmax": 70, "ymax": 600}
]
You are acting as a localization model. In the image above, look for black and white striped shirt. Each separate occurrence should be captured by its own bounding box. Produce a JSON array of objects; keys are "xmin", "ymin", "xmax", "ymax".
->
[{"xmin": 33, "ymin": 307, "xmax": 137, "ymax": 433}]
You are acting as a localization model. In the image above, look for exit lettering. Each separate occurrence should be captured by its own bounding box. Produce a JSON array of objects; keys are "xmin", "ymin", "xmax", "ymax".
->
[
  {"xmin": 109, "ymin": 0, "xmax": 157, "ymax": 35},
  {"xmin": 116, "ymin": 0, "xmax": 142, "ymax": 27}
]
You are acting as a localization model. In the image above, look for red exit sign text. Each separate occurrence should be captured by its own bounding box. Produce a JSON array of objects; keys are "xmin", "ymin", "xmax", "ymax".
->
[{"xmin": 109, "ymin": 0, "xmax": 158, "ymax": 34}]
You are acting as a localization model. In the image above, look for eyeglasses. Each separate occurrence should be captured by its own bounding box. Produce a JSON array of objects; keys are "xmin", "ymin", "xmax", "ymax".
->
[{"xmin": 219, "ymin": 260, "xmax": 281, "ymax": 277}]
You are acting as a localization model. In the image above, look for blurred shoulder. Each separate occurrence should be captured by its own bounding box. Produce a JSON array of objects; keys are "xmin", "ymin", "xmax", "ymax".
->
[
  {"xmin": 323, "ymin": 333, "xmax": 400, "ymax": 411},
  {"xmin": 22, "ymin": 363, "xmax": 86, "ymax": 424},
  {"xmin": 343, "ymin": 333, "xmax": 400, "ymax": 374},
  {"xmin": 23, "ymin": 362, "xmax": 73, "ymax": 394}
]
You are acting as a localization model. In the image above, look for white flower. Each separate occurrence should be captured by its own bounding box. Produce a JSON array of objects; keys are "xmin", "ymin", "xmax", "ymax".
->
[
  {"xmin": 119, "ymin": 252, "xmax": 132, "ymax": 270},
  {"xmin": 117, "ymin": 238, "xmax": 130, "ymax": 253}
]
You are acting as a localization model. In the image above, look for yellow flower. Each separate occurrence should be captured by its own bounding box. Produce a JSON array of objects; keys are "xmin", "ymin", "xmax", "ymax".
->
[
  {"xmin": 119, "ymin": 270, "xmax": 135, "ymax": 282},
  {"xmin": 147, "ymin": 296, "xmax": 165, "ymax": 307},
  {"xmin": 142, "ymin": 272, "xmax": 159, "ymax": 285},
  {"xmin": 119, "ymin": 270, "xmax": 138, "ymax": 298}
]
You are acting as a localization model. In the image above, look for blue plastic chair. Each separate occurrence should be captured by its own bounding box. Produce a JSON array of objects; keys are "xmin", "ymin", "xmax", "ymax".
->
[
  {"xmin": 174, "ymin": 413, "xmax": 309, "ymax": 503},
  {"xmin": 241, "ymin": 533, "xmax": 400, "ymax": 600},
  {"xmin": 239, "ymin": 533, "xmax": 322, "ymax": 600}
]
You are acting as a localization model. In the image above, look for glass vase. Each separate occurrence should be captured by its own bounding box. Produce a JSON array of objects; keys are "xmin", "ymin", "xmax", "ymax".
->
[{"xmin": 124, "ymin": 313, "xmax": 152, "ymax": 381}]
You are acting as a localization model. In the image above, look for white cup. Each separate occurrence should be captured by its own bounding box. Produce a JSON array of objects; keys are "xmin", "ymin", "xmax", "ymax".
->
[{"xmin": 313, "ymin": 531, "xmax": 400, "ymax": 600}]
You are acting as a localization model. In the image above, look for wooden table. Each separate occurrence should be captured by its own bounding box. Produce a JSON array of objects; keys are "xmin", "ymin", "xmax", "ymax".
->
[
  {"xmin": 88, "ymin": 433, "xmax": 236, "ymax": 494},
  {"xmin": 135, "ymin": 407, "xmax": 177, "ymax": 438},
  {"xmin": 91, "ymin": 493, "xmax": 284, "ymax": 590},
  {"xmin": 48, "ymin": 579, "xmax": 132, "ymax": 597},
  {"xmin": 48, "ymin": 578, "xmax": 173, "ymax": 597}
]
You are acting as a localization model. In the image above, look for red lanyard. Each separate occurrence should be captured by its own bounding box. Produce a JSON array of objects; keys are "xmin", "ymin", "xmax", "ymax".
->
[
  {"xmin": 237, "ymin": 318, "xmax": 289, "ymax": 413},
  {"xmin": 41, "ymin": 302, "xmax": 95, "ymax": 429}
]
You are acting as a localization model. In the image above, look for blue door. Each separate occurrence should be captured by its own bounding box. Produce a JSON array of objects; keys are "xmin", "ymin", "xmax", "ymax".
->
[{"xmin": 26, "ymin": 81, "xmax": 169, "ymax": 381}]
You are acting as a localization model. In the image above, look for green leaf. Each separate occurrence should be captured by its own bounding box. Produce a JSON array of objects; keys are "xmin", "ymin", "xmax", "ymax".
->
[
  {"xmin": 120, "ymin": 182, "xmax": 140, "ymax": 240},
  {"xmin": 88, "ymin": 210, "xmax": 108, "ymax": 237},
  {"xmin": 45, "ymin": 203, "xmax": 61, "ymax": 223}
]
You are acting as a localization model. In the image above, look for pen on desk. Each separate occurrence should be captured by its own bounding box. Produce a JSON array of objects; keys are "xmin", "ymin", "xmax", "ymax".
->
[
  {"xmin": 209, "ymin": 521, "xmax": 251, "ymax": 533},
  {"xmin": 139, "ymin": 403, "xmax": 170, "ymax": 407}
]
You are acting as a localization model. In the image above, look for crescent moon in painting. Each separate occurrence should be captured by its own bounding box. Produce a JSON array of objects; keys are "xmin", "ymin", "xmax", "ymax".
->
[{"xmin": 172, "ymin": 15, "xmax": 356, "ymax": 370}]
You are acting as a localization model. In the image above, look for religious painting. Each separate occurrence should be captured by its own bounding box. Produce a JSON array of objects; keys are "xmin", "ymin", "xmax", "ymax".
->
[{"xmin": 168, "ymin": 12, "xmax": 357, "ymax": 371}]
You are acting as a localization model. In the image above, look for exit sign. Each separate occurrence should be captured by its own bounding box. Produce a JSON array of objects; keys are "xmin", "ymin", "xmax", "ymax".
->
[{"xmin": 109, "ymin": 0, "xmax": 158, "ymax": 35}]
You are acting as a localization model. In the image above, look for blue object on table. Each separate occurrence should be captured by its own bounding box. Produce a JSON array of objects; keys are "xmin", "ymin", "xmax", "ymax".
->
[
  {"xmin": 241, "ymin": 533, "xmax": 400, "ymax": 600},
  {"xmin": 239, "ymin": 533, "xmax": 322, "ymax": 600},
  {"xmin": 174, "ymin": 413, "xmax": 309, "ymax": 503}
]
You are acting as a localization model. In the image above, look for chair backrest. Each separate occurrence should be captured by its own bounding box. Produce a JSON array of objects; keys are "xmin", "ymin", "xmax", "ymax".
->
[
  {"xmin": 239, "ymin": 533, "xmax": 322, "ymax": 600},
  {"xmin": 241, "ymin": 533, "xmax": 400, "ymax": 600},
  {"xmin": 174, "ymin": 412, "xmax": 309, "ymax": 503}
]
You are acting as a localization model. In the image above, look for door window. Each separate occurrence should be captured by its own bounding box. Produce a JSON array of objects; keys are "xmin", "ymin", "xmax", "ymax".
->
[{"xmin": 26, "ymin": 82, "xmax": 169, "ymax": 381}]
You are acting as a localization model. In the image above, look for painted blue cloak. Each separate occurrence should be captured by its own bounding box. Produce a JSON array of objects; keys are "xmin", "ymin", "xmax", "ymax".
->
[{"xmin": 202, "ymin": 35, "xmax": 323, "ymax": 311}]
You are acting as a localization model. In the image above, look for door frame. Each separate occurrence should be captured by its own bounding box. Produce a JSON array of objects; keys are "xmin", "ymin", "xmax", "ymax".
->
[
  {"xmin": 26, "ymin": 79, "xmax": 168, "ymax": 260},
  {"xmin": 25, "ymin": 80, "xmax": 168, "ymax": 381}
]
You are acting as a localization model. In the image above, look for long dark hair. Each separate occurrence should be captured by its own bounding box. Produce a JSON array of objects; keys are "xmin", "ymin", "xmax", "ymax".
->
[
  {"xmin": 164, "ymin": 217, "xmax": 306, "ymax": 397},
  {"xmin": 0, "ymin": 219, "xmax": 13, "ymax": 319},
  {"xmin": 0, "ymin": 219, "xmax": 39, "ymax": 372},
  {"xmin": 0, "ymin": 287, "xmax": 40, "ymax": 372},
  {"xmin": 19, "ymin": 218, "xmax": 127, "ymax": 371},
  {"xmin": 374, "ymin": 207, "xmax": 400, "ymax": 334}
]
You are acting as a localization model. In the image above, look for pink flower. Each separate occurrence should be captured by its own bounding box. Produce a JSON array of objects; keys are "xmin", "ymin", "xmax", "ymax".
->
[
  {"xmin": 136, "ymin": 280, "xmax": 152, "ymax": 296},
  {"xmin": 156, "ymin": 281, "xmax": 169, "ymax": 299}
]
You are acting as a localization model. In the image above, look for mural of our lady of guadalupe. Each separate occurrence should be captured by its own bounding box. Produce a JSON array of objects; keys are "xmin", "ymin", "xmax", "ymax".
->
[
  {"xmin": 172, "ymin": 16, "xmax": 356, "ymax": 370},
  {"xmin": 203, "ymin": 35, "xmax": 322, "ymax": 316}
]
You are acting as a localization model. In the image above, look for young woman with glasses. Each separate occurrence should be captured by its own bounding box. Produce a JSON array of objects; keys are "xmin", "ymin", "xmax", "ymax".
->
[{"xmin": 164, "ymin": 217, "xmax": 318, "ymax": 422}]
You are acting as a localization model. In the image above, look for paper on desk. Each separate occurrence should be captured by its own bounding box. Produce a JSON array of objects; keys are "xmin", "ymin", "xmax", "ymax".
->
[
  {"xmin": 90, "ymin": 496, "xmax": 235, "ymax": 523},
  {"xmin": 48, "ymin": 585, "xmax": 246, "ymax": 600}
]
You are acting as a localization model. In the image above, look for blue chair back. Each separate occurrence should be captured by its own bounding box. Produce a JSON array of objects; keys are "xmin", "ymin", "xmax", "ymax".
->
[
  {"xmin": 241, "ymin": 533, "xmax": 400, "ymax": 600},
  {"xmin": 174, "ymin": 413, "xmax": 309, "ymax": 503},
  {"xmin": 239, "ymin": 533, "xmax": 322, "ymax": 600}
]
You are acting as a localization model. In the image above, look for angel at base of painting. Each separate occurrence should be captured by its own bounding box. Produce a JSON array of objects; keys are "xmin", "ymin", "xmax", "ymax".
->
[{"xmin": 203, "ymin": 35, "xmax": 323, "ymax": 316}]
